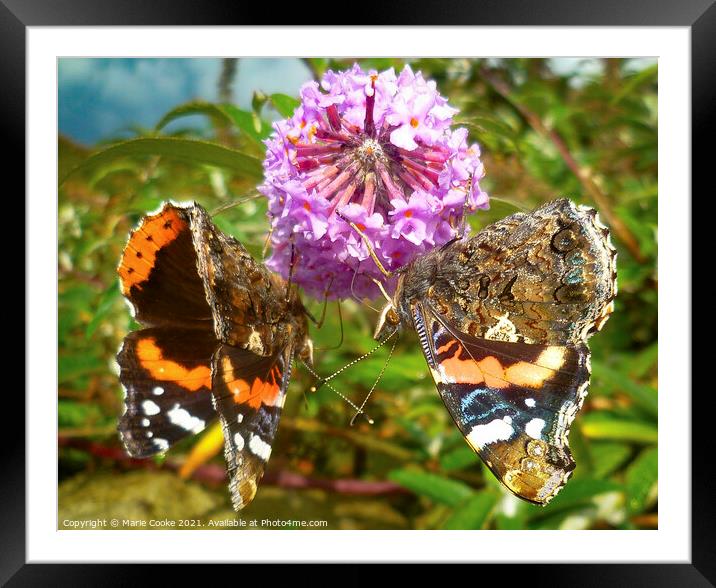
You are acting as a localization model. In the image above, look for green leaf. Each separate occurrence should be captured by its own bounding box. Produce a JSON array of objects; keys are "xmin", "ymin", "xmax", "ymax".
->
[
  {"xmin": 155, "ymin": 101, "xmax": 271, "ymax": 145},
  {"xmin": 441, "ymin": 492, "xmax": 498, "ymax": 529},
  {"xmin": 592, "ymin": 362, "xmax": 658, "ymax": 419},
  {"xmin": 611, "ymin": 64, "xmax": 658, "ymax": 106},
  {"xmin": 581, "ymin": 413, "xmax": 658, "ymax": 443},
  {"xmin": 590, "ymin": 442, "xmax": 633, "ymax": 478},
  {"xmin": 58, "ymin": 354, "xmax": 105, "ymax": 383},
  {"xmin": 388, "ymin": 468, "xmax": 474, "ymax": 507},
  {"xmin": 625, "ymin": 447, "xmax": 658, "ymax": 514},
  {"xmin": 543, "ymin": 477, "xmax": 623, "ymax": 513},
  {"xmin": 270, "ymin": 93, "xmax": 300, "ymax": 118},
  {"xmin": 155, "ymin": 101, "xmax": 232, "ymax": 132},
  {"xmin": 85, "ymin": 283, "xmax": 120, "ymax": 339},
  {"xmin": 60, "ymin": 137, "xmax": 263, "ymax": 185},
  {"xmin": 439, "ymin": 445, "xmax": 479, "ymax": 471},
  {"xmin": 58, "ymin": 400, "xmax": 103, "ymax": 428},
  {"xmin": 219, "ymin": 104, "xmax": 272, "ymax": 144},
  {"xmin": 629, "ymin": 343, "xmax": 658, "ymax": 379}
]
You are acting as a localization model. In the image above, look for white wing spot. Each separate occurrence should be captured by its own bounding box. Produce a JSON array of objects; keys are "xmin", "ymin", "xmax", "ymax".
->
[
  {"xmin": 152, "ymin": 386, "xmax": 164, "ymax": 396},
  {"xmin": 525, "ymin": 398, "xmax": 536, "ymax": 407},
  {"xmin": 248, "ymin": 434, "xmax": 272, "ymax": 461},
  {"xmin": 167, "ymin": 404, "xmax": 205, "ymax": 434},
  {"xmin": 141, "ymin": 418, "xmax": 150, "ymax": 427},
  {"xmin": 237, "ymin": 414, "xmax": 244, "ymax": 423},
  {"xmin": 526, "ymin": 418, "xmax": 546, "ymax": 440},
  {"xmin": 233, "ymin": 432, "xmax": 245, "ymax": 450},
  {"xmin": 153, "ymin": 438, "xmax": 169, "ymax": 452},
  {"xmin": 142, "ymin": 400, "xmax": 160, "ymax": 416},
  {"xmin": 466, "ymin": 418, "xmax": 514, "ymax": 449}
]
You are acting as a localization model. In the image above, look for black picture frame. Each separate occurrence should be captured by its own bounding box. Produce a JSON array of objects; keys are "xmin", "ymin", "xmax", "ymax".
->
[{"xmin": 8, "ymin": 0, "xmax": 706, "ymax": 583}]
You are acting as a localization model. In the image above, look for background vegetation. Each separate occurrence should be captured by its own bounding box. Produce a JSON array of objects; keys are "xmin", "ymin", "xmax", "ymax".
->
[{"xmin": 58, "ymin": 57, "xmax": 657, "ymax": 530}]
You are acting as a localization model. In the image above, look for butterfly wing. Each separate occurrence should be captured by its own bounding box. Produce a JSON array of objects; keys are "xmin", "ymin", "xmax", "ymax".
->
[
  {"xmin": 189, "ymin": 204, "xmax": 291, "ymax": 356},
  {"xmin": 412, "ymin": 302, "xmax": 591, "ymax": 504},
  {"xmin": 211, "ymin": 343, "xmax": 294, "ymax": 510},
  {"xmin": 117, "ymin": 328, "xmax": 217, "ymax": 457},
  {"xmin": 117, "ymin": 203, "xmax": 218, "ymax": 456},
  {"xmin": 117, "ymin": 202, "xmax": 213, "ymax": 328},
  {"xmin": 117, "ymin": 201, "xmax": 308, "ymax": 511}
]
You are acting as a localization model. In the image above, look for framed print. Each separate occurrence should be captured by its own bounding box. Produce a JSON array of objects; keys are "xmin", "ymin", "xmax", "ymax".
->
[{"xmin": 7, "ymin": 0, "xmax": 708, "ymax": 582}]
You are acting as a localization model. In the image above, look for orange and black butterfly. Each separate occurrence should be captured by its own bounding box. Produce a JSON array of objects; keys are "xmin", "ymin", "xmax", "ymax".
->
[
  {"xmin": 116, "ymin": 202, "xmax": 312, "ymax": 510},
  {"xmin": 372, "ymin": 199, "xmax": 617, "ymax": 504}
]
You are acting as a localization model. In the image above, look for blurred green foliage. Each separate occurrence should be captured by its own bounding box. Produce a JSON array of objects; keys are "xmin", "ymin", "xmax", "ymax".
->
[{"xmin": 58, "ymin": 58, "xmax": 657, "ymax": 530}]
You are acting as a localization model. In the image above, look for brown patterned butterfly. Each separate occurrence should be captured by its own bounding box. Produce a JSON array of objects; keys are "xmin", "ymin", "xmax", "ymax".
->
[
  {"xmin": 116, "ymin": 201, "xmax": 312, "ymax": 510},
  {"xmin": 368, "ymin": 199, "xmax": 617, "ymax": 504}
]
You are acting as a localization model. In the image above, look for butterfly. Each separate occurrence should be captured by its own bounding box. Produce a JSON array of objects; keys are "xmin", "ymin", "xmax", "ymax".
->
[
  {"xmin": 372, "ymin": 199, "xmax": 617, "ymax": 504},
  {"xmin": 116, "ymin": 201, "xmax": 312, "ymax": 510}
]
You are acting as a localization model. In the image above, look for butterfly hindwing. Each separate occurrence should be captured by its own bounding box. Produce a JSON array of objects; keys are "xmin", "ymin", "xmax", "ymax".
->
[
  {"xmin": 413, "ymin": 303, "xmax": 591, "ymax": 504},
  {"xmin": 211, "ymin": 343, "xmax": 293, "ymax": 510},
  {"xmin": 117, "ymin": 328, "xmax": 217, "ymax": 457}
]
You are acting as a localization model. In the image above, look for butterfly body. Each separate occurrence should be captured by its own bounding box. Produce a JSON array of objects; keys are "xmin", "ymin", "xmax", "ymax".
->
[
  {"xmin": 375, "ymin": 199, "xmax": 617, "ymax": 504},
  {"xmin": 117, "ymin": 202, "xmax": 311, "ymax": 510}
]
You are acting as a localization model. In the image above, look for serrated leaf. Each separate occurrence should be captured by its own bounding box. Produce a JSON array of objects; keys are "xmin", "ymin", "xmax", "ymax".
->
[
  {"xmin": 441, "ymin": 492, "xmax": 498, "ymax": 529},
  {"xmin": 60, "ymin": 137, "xmax": 263, "ymax": 185},
  {"xmin": 270, "ymin": 93, "xmax": 300, "ymax": 118},
  {"xmin": 388, "ymin": 468, "xmax": 474, "ymax": 507},
  {"xmin": 625, "ymin": 447, "xmax": 658, "ymax": 514}
]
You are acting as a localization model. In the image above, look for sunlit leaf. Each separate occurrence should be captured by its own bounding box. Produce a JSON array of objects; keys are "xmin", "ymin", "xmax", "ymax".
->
[
  {"xmin": 270, "ymin": 93, "xmax": 300, "ymax": 118},
  {"xmin": 581, "ymin": 413, "xmax": 657, "ymax": 443},
  {"xmin": 625, "ymin": 447, "xmax": 658, "ymax": 514},
  {"xmin": 439, "ymin": 445, "xmax": 479, "ymax": 471},
  {"xmin": 60, "ymin": 137, "xmax": 263, "ymax": 185},
  {"xmin": 590, "ymin": 442, "xmax": 633, "ymax": 478},
  {"xmin": 441, "ymin": 492, "xmax": 498, "ymax": 529},
  {"xmin": 85, "ymin": 282, "xmax": 120, "ymax": 339},
  {"xmin": 388, "ymin": 468, "xmax": 474, "ymax": 507}
]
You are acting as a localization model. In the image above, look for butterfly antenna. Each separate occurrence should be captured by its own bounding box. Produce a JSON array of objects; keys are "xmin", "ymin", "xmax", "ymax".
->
[
  {"xmin": 336, "ymin": 210, "xmax": 393, "ymax": 279},
  {"xmin": 457, "ymin": 174, "xmax": 473, "ymax": 239},
  {"xmin": 210, "ymin": 191, "xmax": 262, "ymax": 217},
  {"xmin": 285, "ymin": 241, "xmax": 296, "ymax": 303},
  {"xmin": 314, "ymin": 300, "xmax": 344, "ymax": 351},
  {"xmin": 321, "ymin": 328, "xmax": 397, "ymax": 385},
  {"xmin": 262, "ymin": 225, "xmax": 274, "ymax": 260},
  {"xmin": 307, "ymin": 276, "xmax": 334, "ymax": 329},
  {"xmin": 370, "ymin": 277, "xmax": 394, "ymax": 307},
  {"xmin": 350, "ymin": 266, "xmax": 380, "ymax": 313},
  {"xmin": 350, "ymin": 330, "xmax": 398, "ymax": 426},
  {"xmin": 300, "ymin": 360, "xmax": 374, "ymax": 424}
]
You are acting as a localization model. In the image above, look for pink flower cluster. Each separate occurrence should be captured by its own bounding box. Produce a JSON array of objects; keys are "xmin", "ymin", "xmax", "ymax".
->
[{"xmin": 260, "ymin": 64, "xmax": 488, "ymax": 299}]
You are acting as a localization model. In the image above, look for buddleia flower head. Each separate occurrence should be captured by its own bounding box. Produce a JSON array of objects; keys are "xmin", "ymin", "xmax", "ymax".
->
[{"xmin": 260, "ymin": 64, "xmax": 489, "ymax": 299}]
